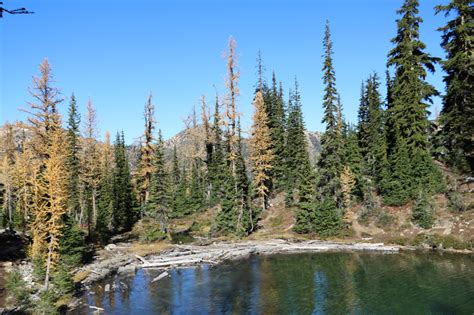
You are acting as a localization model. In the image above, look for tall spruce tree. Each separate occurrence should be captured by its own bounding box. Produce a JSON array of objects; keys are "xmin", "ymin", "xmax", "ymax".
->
[
  {"xmin": 147, "ymin": 130, "xmax": 169, "ymax": 231},
  {"xmin": 317, "ymin": 20, "xmax": 344, "ymax": 206},
  {"xmin": 267, "ymin": 73, "xmax": 287, "ymax": 190},
  {"xmin": 285, "ymin": 80, "xmax": 314, "ymax": 206},
  {"xmin": 436, "ymin": 0, "xmax": 474, "ymax": 173},
  {"xmin": 358, "ymin": 74, "xmax": 388, "ymax": 190},
  {"xmin": 137, "ymin": 94, "xmax": 156, "ymax": 216},
  {"xmin": 235, "ymin": 119, "xmax": 253, "ymax": 234},
  {"xmin": 385, "ymin": 0, "xmax": 444, "ymax": 204},
  {"xmin": 342, "ymin": 123, "xmax": 364, "ymax": 201},
  {"xmin": 208, "ymin": 96, "xmax": 227, "ymax": 203},
  {"xmin": 66, "ymin": 94, "xmax": 81, "ymax": 221},
  {"xmin": 112, "ymin": 132, "xmax": 136, "ymax": 232}
]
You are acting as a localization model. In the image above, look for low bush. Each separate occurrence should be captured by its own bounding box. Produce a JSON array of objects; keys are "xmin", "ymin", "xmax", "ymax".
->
[
  {"xmin": 412, "ymin": 192, "xmax": 434, "ymax": 229},
  {"xmin": 5, "ymin": 270, "xmax": 29, "ymax": 306}
]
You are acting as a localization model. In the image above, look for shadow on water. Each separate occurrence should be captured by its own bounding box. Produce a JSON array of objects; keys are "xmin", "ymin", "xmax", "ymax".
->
[{"xmin": 73, "ymin": 251, "xmax": 474, "ymax": 314}]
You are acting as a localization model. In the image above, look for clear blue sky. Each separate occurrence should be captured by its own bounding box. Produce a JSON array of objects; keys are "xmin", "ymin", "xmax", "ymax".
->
[{"xmin": 1, "ymin": 0, "xmax": 449, "ymax": 143}]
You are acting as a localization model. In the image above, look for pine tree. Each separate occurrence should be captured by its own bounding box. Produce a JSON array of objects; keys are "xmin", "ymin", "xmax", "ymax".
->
[
  {"xmin": 66, "ymin": 94, "xmax": 81, "ymax": 221},
  {"xmin": 342, "ymin": 124, "xmax": 364, "ymax": 200},
  {"xmin": 317, "ymin": 20, "xmax": 344, "ymax": 207},
  {"xmin": 112, "ymin": 132, "xmax": 136, "ymax": 232},
  {"xmin": 267, "ymin": 73, "xmax": 287, "ymax": 190},
  {"xmin": 285, "ymin": 80, "xmax": 314, "ymax": 207},
  {"xmin": 208, "ymin": 96, "xmax": 227, "ymax": 203},
  {"xmin": 385, "ymin": 0, "xmax": 443, "ymax": 203},
  {"xmin": 147, "ymin": 130, "xmax": 169, "ymax": 232},
  {"xmin": 172, "ymin": 165, "xmax": 191, "ymax": 217},
  {"xmin": 188, "ymin": 160, "xmax": 205, "ymax": 213},
  {"xmin": 358, "ymin": 74, "xmax": 388, "ymax": 190},
  {"xmin": 382, "ymin": 138, "xmax": 412, "ymax": 205},
  {"xmin": 137, "ymin": 94, "xmax": 156, "ymax": 215},
  {"xmin": 214, "ymin": 166, "xmax": 238, "ymax": 235},
  {"xmin": 249, "ymin": 91, "xmax": 274, "ymax": 211},
  {"xmin": 436, "ymin": 0, "xmax": 474, "ymax": 173},
  {"xmin": 235, "ymin": 119, "xmax": 253, "ymax": 234},
  {"xmin": 412, "ymin": 190, "xmax": 435, "ymax": 229}
]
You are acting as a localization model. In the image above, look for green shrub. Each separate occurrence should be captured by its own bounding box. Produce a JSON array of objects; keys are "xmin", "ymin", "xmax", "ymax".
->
[
  {"xmin": 139, "ymin": 223, "xmax": 167, "ymax": 243},
  {"xmin": 447, "ymin": 191, "xmax": 468, "ymax": 212},
  {"xmin": 5, "ymin": 270, "xmax": 29, "ymax": 306},
  {"xmin": 313, "ymin": 199, "xmax": 343, "ymax": 238},
  {"xmin": 34, "ymin": 290, "xmax": 59, "ymax": 315},
  {"xmin": 412, "ymin": 234, "xmax": 472, "ymax": 250},
  {"xmin": 375, "ymin": 211, "xmax": 396, "ymax": 228},
  {"xmin": 412, "ymin": 192, "xmax": 434, "ymax": 229},
  {"xmin": 52, "ymin": 262, "xmax": 74, "ymax": 296}
]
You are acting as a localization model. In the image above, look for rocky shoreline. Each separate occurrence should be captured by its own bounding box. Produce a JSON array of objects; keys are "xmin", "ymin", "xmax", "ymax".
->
[{"xmin": 78, "ymin": 240, "xmax": 400, "ymax": 285}]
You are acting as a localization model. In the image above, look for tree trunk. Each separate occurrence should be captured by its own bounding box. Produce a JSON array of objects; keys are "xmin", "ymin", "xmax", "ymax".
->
[
  {"xmin": 44, "ymin": 238, "xmax": 53, "ymax": 291},
  {"xmin": 92, "ymin": 188, "xmax": 97, "ymax": 230}
]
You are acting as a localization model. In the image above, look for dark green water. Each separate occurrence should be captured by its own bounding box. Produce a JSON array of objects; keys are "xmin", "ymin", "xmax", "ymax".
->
[{"xmin": 77, "ymin": 251, "xmax": 474, "ymax": 314}]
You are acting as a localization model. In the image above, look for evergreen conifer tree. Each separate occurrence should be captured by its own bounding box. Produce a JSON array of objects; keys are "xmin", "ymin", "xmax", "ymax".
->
[
  {"xmin": 317, "ymin": 20, "xmax": 344, "ymax": 207},
  {"xmin": 137, "ymin": 94, "xmax": 156, "ymax": 216},
  {"xmin": 436, "ymin": 0, "xmax": 474, "ymax": 173},
  {"xmin": 112, "ymin": 132, "xmax": 136, "ymax": 232},
  {"xmin": 65, "ymin": 94, "xmax": 81, "ymax": 221},
  {"xmin": 147, "ymin": 130, "xmax": 169, "ymax": 231},
  {"xmin": 385, "ymin": 0, "xmax": 444, "ymax": 203}
]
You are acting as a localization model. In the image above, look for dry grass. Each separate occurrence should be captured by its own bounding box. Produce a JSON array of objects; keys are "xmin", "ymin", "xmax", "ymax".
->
[
  {"xmin": 73, "ymin": 270, "xmax": 91, "ymax": 283},
  {"xmin": 127, "ymin": 241, "xmax": 170, "ymax": 257}
]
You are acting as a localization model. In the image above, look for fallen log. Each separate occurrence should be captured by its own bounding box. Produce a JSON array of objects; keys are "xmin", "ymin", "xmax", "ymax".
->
[
  {"xmin": 141, "ymin": 258, "xmax": 203, "ymax": 268},
  {"xmin": 135, "ymin": 255, "xmax": 149, "ymax": 264},
  {"xmin": 151, "ymin": 271, "xmax": 169, "ymax": 283}
]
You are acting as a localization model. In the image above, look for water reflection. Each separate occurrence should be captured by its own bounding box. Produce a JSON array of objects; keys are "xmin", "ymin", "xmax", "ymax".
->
[{"xmin": 78, "ymin": 251, "xmax": 474, "ymax": 314}]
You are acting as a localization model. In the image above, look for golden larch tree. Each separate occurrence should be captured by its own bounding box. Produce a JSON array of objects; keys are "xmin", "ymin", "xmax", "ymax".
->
[
  {"xmin": 249, "ymin": 91, "xmax": 274, "ymax": 210},
  {"xmin": 41, "ymin": 128, "xmax": 68, "ymax": 290},
  {"xmin": 81, "ymin": 98, "xmax": 101, "ymax": 230},
  {"xmin": 13, "ymin": 147, "xmax": 38, "ymax": 233},
  {"xmin": 23, "ymin": 59, "xmax": 63, "ymax": 159},
  {"xmin": 340, "ymin": 165, "xmax": 355, "ymax": 208},
  {"xmin": 223, "ymin": 36, "xmax": 240, "ymax": 176}
]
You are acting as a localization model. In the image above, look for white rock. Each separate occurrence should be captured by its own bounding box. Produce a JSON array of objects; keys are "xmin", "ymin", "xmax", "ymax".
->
[{"xmin": 105, "ymin": 244, "xmax": 117, "ymax": 251}]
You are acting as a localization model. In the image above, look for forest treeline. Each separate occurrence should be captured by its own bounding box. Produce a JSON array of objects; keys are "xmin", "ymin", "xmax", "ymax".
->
[{"xmin": 0, "ymin": 0, "xmax": 472, "ymax": 310}]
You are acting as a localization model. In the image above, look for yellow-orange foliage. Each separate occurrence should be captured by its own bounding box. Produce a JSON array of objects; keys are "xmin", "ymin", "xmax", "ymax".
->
[
  {"xmin": 30, "ymin": 128, "xmax": 68, "ymax": 289},
  {"xmin": 81, "ymin": 99, "xmax": 101, "ymax": 227},
  {"xmin": 223, "ymin": 36, "xmax": 240, "ymax": 171},
  {"xmin": 249, "ymin": 91, "xmax": 274, "ymax": 210},
  {"xmin": 340, "ymin": 165, "xmax": 356, "ymax": 207},
  {"xmin": 13, "ymin": 148, "xmax": 39, "ymax": 231}
]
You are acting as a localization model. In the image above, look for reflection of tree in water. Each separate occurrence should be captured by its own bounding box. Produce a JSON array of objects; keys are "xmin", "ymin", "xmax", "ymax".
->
[
  {"xmin": 82, "ymin": 252, "xmax": 474, "ymax": 313},
  {"xmin": 353, "ymin": 252, "xmax": 474, "ymax": 314}
]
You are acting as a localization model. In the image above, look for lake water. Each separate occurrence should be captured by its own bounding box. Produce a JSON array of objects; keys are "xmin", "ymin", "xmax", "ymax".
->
[{"xmin": 75, "ymin": 251, "xmax": 474, "ymax": 314}]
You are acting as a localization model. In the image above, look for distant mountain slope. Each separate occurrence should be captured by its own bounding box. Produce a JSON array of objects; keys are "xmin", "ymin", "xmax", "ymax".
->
[{"xmin": 0, "ymin": 124, "xmax": 321, "ymax": 169}]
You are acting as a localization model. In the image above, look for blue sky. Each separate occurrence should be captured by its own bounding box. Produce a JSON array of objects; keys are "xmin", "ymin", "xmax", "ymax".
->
[{"xmin": 1, "ymin": 0, "xmax": 449, "ymax": 143}]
